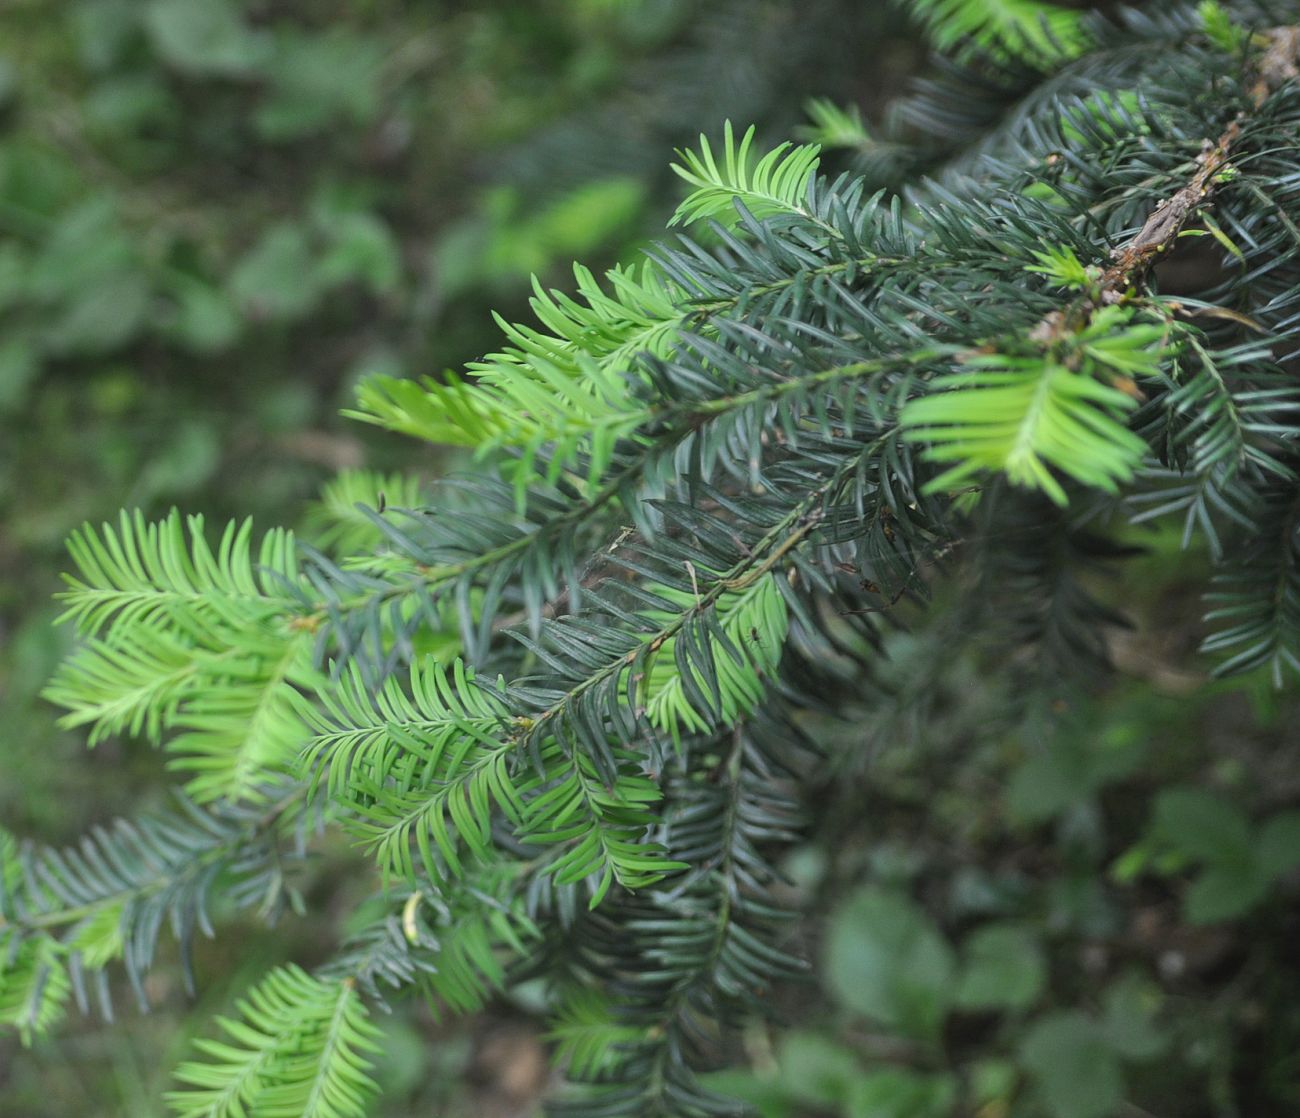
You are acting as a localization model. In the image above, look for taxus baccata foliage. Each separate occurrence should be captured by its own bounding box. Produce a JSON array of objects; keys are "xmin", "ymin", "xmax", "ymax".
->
[{"xmin": 5, "ymin": 2, "xmax": 1300, "ymax": 1115}]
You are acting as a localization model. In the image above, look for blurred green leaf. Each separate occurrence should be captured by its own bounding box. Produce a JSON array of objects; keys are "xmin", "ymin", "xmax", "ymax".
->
[
  {"xmin": 1185, "ymin": 864, "xmax": 1270, "ymax": 924},
  {"xmin": 0, "ymin": 245, "xmax": 24, "ymax": 310},
  {"xmin": 254, "ymin": 31, "xmax": 386, "ymax": 139},
  {"xmin": 0, "ymin": 338, "xmax": 39, "ymax": 413},
  {"xmin": 1100, "ymin": 974, "xmax": 1168, "ymax": 1061},
  {"xmin": 969, "ymin": 1059, "xmax": 1017, "ymax": 1107},
  {"xmin": 1257, "ymin": 811, "xmax": 1300, "ymax": 879},
  {"xmin": 229, "ymin": 223, "xmax": 320, "ymax": 322},
  {"xmin": 136, "ymin": 418, "xmax": 222, "ymax": 497},
  {"xmin": 319, "ymin": 212, "xmax": 402, "ymax": 295},
  {"xmin": 0, "ymin": 56, "xmax": 16, "ymax": 110},
  {"xmin": 144, "ymin": 0, "xmax": 270, "ymax": 76},
  {"xmin": 166, "ymin": 278, "xmax": 242, "ymax": 353},
  {"xmin": 28, "ymin": 197, "xmax": 136, "ymax": 302},
  {"xmin": 368, "ymin": 1019, "xmax": 432, "ymax": 1099},
  {"xmin": 0, "ymin": 140, "xmax": 81, "ymax": 221},
  {"xmin": 529, "ymin": 176, "xmax": 646, "ymax": 256},
  {"xmin": 71, "ymin": 0, "xmax": 140, "ymax": 72},
  {"xmin": 82, "ymin": 75, "xmax": 178, "ymax": 141},
  {"xmin": 846, "ymin": 1069, "xmax": 957, "ymax": 1118},
  {"xmin": 702, "ymin": 1070, "xmax": 793, "ymax": 1118},
  {"xmin": 434, "ymin": 177, "xmax": 646, "ymax": 298},
  {"xmin": 955, "ymin": 923, "xmax": 1045, "ymax": 1012},
  {"xmin": 1008, "ymin": 718, "xmax": 1146, "ymax": 825},
  {"xmin": 1045, "ymin": 871, "xmax": 1118, "ymax": 938},
  {"xmin": 1060, "ymin": 90, "xmax": 1152, "ymax": 146},
  {"xmin": 1150, "ymin": 788, "xmax": 1254, "ymax": 866},
  {"xmin": 1007, "ymin": 750, "xmax": 1092, "ymax": 823},
  {"xmin": 1141, "ymin": 788, "xmax": 1278, "ymax": 922},
  {"xmin": 824, "ymin": 887, "xmax": 955, "ymax": 1041},
  {"xmin": 45, "ymin": 272, "xmax": 151, "ymax": 356},
  {"xmin": 1019, "ymin": 1011, "xmax": 1125, "ymax": 1118},
  {"xmin": 776, "ymin": 1031, "xmax": 860, "ymax": 1107}
]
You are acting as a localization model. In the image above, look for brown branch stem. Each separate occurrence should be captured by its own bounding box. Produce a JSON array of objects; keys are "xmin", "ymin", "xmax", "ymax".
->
[{"xmin": 1032, "ymin": 23, "xmax": 1300, "ymax": 345}]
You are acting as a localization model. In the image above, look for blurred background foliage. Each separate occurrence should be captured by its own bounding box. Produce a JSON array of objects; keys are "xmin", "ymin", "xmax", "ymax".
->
[{"xmin": 1, "ymin": 1, "xmax": 1298, "ymax": 1116}]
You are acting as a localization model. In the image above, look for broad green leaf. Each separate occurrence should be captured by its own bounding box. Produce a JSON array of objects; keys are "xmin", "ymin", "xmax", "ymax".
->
[
  {"xmin": 255, "ymin": 31, "xmax": 386, "ymax": 139},
  {"xmin": 1019, "ymin": 1012, "xmax": 1125, "ymax": 1118},
  {"xmin": 1100, "ymin": 975, "xmax": 1168, "ymax": 1061},
  {"xmin": 229, "ymin": 224, "xmax": 321, "ymax": 322},
  {"xmin": 955, "ymin": 923, "xmax": 1045, "ymax": 1012},
  {"xmin": 846, "ymin": 1070, "xmax": 957, "ymax": 1118},
  {"xmin": 1257, "ymin": 811, "xmax": 1300, "ymax": 879},
  {"xmin": 824, "ymin": 887, "xmax": 955, "ymax": 1041},
  {"xmin": 144, "ymin": 0, "xmax": 270, "ymax": 76},
  {"xmin": 1185, "ymin": 864, "xmax": 1270, "ymax": 924},
  {"xmin": 776, "ymin": 1031, "xmax": 860, "ymax": 1107},
  {"xmin": 1149, "ymin": 787, "xmax": 1254, "ymax": 866}
]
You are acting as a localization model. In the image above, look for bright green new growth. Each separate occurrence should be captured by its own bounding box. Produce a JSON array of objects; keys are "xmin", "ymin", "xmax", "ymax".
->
[
  {"xmin": 350, "ymin": 119, "xmax": 825, "ymax": 496},
  {"xmin": 902, "ymin": 355, "xmax": 1147, "ymax": 506},
  {"xmin": 902, "ymin": 302, "xmax": 1171, "ymax": 505},
  {"xmin": 0, "ymin": 932, "xmax": 71, "ymax": 1047},
  {"xmin": 347, "ymin": 262, "xmax": 680, "ymax": 493},
  {"xmin": 903, "ymin": 0, "xmax": 1092, "ymax": 62},
  {"xmin": 798, "ymin": 97, "xmax": 873, "ymax": 152},
  {"xmin": 43, "ymin": 511, "xmax": 319, "ymax": 802},
  {"xmin": 669, "ymin": 121, "xmax": 822, "ymax": 227},
  {"xmin": 643, "ymin": 574, "xmax": 790, "ymax": 740},
  {"xmin": 1024, "ymin": 244, "xmax": 1094, "ymax": 290},
  {"xmin": 167, "ymin": 966, "xmax": 383, "ymax": 1118}
]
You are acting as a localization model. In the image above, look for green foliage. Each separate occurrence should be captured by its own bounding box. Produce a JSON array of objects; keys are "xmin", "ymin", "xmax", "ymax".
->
[
  {"xmin": 1117, "ymin": 787, "xmax": 1300, "ymax": 923},
  {"xmin": 901, "ymin": 306, "xmax": 1169, "ymax": 505},
  {"xmin": 42, "ymin": 512, "xmax": 318, "ymax": 802},
  {"xmin": 0, "ymin": 932, "xmax": 72, "ymax": 1046},
  {"xmin": 824, "ymin": 886, "xmax": 956, "ymax": 1042},
  {"xmin": 642, "ymin": 574, "xmax": 789, "ymax": 741},
  {"xmin": 716, "ymin": 834, "xmax": 1183, "ymax": 1118},
  {"xmin": 1024, "ymin": 244, "xmax": 1094, "ymax": 290},
  {"xmin": 900, "ymin": 0, "xmax": 1092, "ymax": 64},
  {"xmin": 0, "ymin": 782, "xmax": 307, "ymax": 1072},
  {"xmin": 669, "ymin": 122, "xmax": 822, "ymax": 228},
  {"xmin": 303, "ymin": 471, "xmax": 428, "ymax": 558},
  {"xmin": 954, "ymin": 922, "xmax": 1046, "ymax": 1011},
  {"xmin": 1199, "ymin": 0, "xmax": 1251, "ymax": 52},
  {"xmin": 143, "ymin": 0, "xmax": 271, "ymax": 77},
  {"xmin": 9, "ymin": 3, "xmax": 1300, "ymax": 1118},
  {"xmin": 797, "ymin": 98, "xmax": 873, "ymax": 152},
  {"xmin": 902, "ymin": 352, "xmax": 1148, "ymax": 505},
  {"xmin": 549, "ymin": 988, "xmax": 644, "ymax": 1080},
  {"xmin": 1018, "ymin": 1011, "xmax": 1126, "ymax": 1118},
  {"xmin": 434, "ymin": 179, "xmax": 649, "ymax": 300},
  {"xmin": 167, "ymin": 965, "xmax": 383, "ymax": 1118}
]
